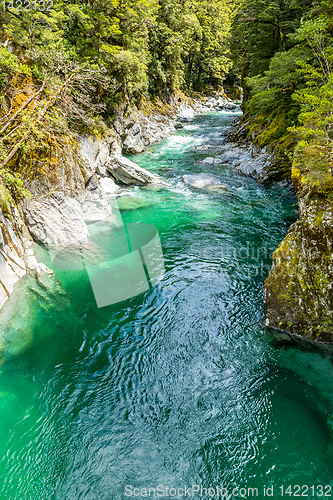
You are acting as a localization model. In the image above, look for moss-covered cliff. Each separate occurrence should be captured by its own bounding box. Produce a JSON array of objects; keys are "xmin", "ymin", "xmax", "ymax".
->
[{"xmin": 264, "ymin": 144, "xmax": 333, "ymax": 344}]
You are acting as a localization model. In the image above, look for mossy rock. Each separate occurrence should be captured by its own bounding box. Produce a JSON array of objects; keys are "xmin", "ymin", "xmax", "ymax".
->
[{"xmin": 264, "ymin": 198, "xmax": 333, "ymax": 344}]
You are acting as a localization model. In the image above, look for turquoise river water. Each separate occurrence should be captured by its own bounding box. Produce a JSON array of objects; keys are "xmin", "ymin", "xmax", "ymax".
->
[{"xmin": 0, "ymin": 110, "xmax": 332, "ymax": 499}]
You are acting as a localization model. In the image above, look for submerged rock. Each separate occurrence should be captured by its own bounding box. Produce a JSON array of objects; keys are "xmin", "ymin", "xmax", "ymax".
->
[
  {"xmin": 106, "ymin": 155, "xmax": 163, "ymax": 186},
  {"xmin": 117, "ymin": 196, "xmax": 151, "ymax": 211},
  {"xmin": 182, "ymin": 173, "xmax": 225, "ymax": 189}
]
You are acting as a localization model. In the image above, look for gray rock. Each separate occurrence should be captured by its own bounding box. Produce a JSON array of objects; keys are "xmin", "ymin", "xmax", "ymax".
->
[
  {"xmin": 200, "ymin": 157, "xmax": 224, "ymax": 165},
  {"xmin": 82, "ymin": 176, "xmax": 114, "ymax": 223},
  {"xmin": 174, "ymin": 122, "xmax": 184, "ymax": 130},
  {"xmin": 176, "ymin": 103, "xmax": 195, "ymax": 122},
  {"xmin": 122, "ymin": 120, "xmax": 145, "ymax": 155},
  {"xmin": 265, "ymin": 198, "xmax": 333, "ymax": 343},
  {"xmin": 225, "ymin": 102, "xmax": 238, "ymax": 110},
  {"xmin": 78, "ymin": 135, "xmax": 117, "ymax": 181},
  {"xmin": 24, "ymin": 194, "xmax": 90, "ymax": 247},
  {"xmin": 117, "ymin": 196, "xmax": 151, "ymax": 211},
  {"xmin": 0, "ymin": 211, "xmax": 26, "ymax": 309},
  {"xmin": 182, "ymin": 173, "xmax": 224, "ymax": 188},
  {"xmin": 106, "ymin": 155, "xmax": 163, "ymax": 186},
  {"xmin": 99, "ymin": 177, "xmax": 118, "ymax": 196},
  {"xmin": 138, "ymin": 112, "xmax": 175, "ymax": 146},
  {"xmin": 0, "ymin": 208, "xmax": 53, "ymax": 311},
  {"xmin": 232, "ymin": 146, "xmax": 272, "ymax": 183}
]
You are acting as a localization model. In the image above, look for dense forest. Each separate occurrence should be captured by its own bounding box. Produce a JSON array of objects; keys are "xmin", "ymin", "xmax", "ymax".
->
[
  {"xmin": 1, "ymin": 0, "xmax": 333, "ymax": 212},
  {"xmin": 0, "ymin": 0, "xmax": 240, "ymax": 212},
  {"xmin": 230, "ymin": 0, "xmax": 333, "ymax": 188}
]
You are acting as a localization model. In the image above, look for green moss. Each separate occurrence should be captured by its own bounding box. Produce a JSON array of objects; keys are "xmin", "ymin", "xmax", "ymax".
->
[
  {"xmin": 0, "ymin": 183, "xmax": 13, "ymax": 214},
  {"xmin": 314, "ymin": 210, "xmax": 324, "ymax": 226},
  {"xmin": 292, "ymin": 142, "xmax": 333, "ymax": 199}
]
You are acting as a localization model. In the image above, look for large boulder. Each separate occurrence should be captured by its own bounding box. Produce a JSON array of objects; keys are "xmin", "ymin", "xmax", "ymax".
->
[
  {"xmin": 264, "ymin": 197, "xmax": 333, "ymax": 344},
  {"xmin": 106, "ymin": 155, "xmax": 163, "ymax": 186},
  {"xmin": 24, "ymin": 194, "xmax": 90, "ymax": 247}
]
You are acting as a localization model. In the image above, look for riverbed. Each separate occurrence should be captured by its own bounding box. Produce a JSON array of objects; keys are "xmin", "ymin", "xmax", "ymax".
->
[{"xmin": 0, "ymin": 110, "xmax": 332, "ymax": 499}]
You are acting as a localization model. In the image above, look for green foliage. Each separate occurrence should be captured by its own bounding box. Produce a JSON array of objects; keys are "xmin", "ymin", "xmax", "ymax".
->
[
  {"xmin": 289, "ymin": 13, "xmax": 333, "ymax": 148},
  {"xmin": 0, "ymin": 0, "xmax": 241, "ymax": 212},
  {"xmin": 0, "ymin": 169, "xmax": 31, "ymax": 213},
  {"xmin": 0, "ymin": 46, "xmax": 31, "ymax": 91},
  {"xmin": 230, "ymin": 0, "xmax": 333, "ymax": 184},
  {"xmin": 147, "ymin": 0, "xmax": 237, "ymax": 95}
]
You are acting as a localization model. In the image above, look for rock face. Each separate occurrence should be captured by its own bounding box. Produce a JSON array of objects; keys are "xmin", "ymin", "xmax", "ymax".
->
[
  {"xmin": 199, "ymin": 157, "xmax": 224, "ymax": 166},
  {"xmin": 79, "ymin": 135, "xmax": 115, "ymax": 179},
  {"xmin": 264, "ymin": 147, "xmax": 333, "ymax": 344},
  {"xmin": 106, "ymin": 155, "xmax": 163, "ymax": 186},
  {"xmin": 233, "ymin": 147, "xmax": 273, "ymax": 183},
  {"xmin": 0, "ymin": 92, "xmax": 238, "ymax": 315},
  {"xmin": 99, "ymin": 177, "xmax": 118, "ymax": 196},
  {"xmin": 265, "ymin": 199, "xmax": 333, "ymax": 343},
  {"xmin": 0, "ymin": 208, "xmax": 53, "ymax": 310},
  {"xmin": 25, "ymin": 194, "xmax": 90, "ymax": 246},
  {"xmin": 0, "ymin": 211, "xmax": 26, "ymax": 309}
]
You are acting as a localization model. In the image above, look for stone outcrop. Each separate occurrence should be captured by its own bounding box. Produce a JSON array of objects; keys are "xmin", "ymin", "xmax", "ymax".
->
[
  {"xmin": 198, "ymin": 157, "xmax": 224, "ymax": 166},
  {"xmin": 0, "ymin": 211, "xmax": 26, "ymax": 310},
  {"xmin": 232, "ymin": 146, "xmax": 274, "ymax": 183},
  {"xmin": 25, "ymin": 194, "xmax": 90, "ymax": 247},
  {"xmin": 0, "ymin": 208, "xmax": 53, "ymax": 311},
  {"xmin": 106, "ymin": 155, "xmax": 163, "ymax": 186},
  {"xmin": 264, "ymin": 146, "xmax": 333, "ymax": 344}
]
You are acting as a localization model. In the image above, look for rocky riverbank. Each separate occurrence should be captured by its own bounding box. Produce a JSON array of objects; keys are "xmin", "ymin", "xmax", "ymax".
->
[
  {"xmin": 0, "ymin": 93, "xmax": 235, "ymax": 313},
  {"xmin": 264, "ymin": 146, "xmax": 333, "ymax": 344},
  {"xmin": 228, "ymin": 120, "xmax": 333, "ymax": 345}
]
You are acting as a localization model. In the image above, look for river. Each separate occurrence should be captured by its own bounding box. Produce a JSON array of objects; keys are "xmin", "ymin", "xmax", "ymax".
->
[{"xmin": 0, "ymin": 110, "xmax": 332, "ymax": 499}]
